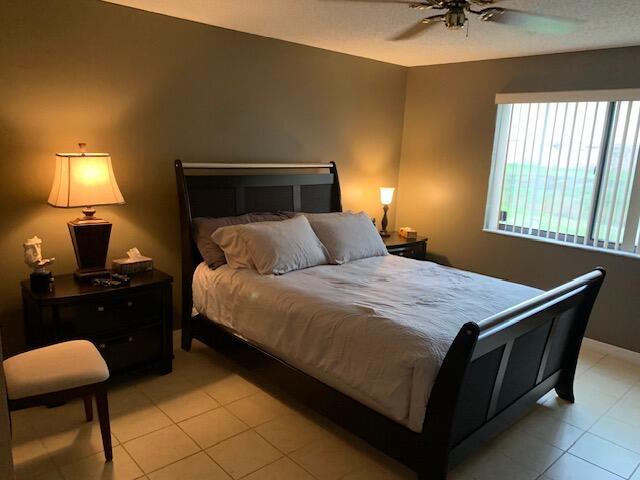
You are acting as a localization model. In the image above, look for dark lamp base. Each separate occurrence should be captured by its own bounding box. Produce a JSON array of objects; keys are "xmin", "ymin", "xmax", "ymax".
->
[
  {"xmin": 68, "ymin": 216, "xmax": 112, "ymax": 282},
  {"xmin": 380, "ymin": 204, "xmax": 390, "ymax": 238}
]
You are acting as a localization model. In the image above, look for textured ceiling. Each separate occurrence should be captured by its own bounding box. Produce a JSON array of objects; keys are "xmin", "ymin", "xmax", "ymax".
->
[{"xmin": 102, "ymin": 0, "xmax": 640, "ymax": 66}]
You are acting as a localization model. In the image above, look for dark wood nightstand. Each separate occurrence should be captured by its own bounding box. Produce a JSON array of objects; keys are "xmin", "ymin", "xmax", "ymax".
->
[
  {"xmin": 382, "ymin": 232, "xmax": 428, "ymax": 260},
  {"xmin": 21, "ymin": 269, "xmax": 173, "ymax": 376}
]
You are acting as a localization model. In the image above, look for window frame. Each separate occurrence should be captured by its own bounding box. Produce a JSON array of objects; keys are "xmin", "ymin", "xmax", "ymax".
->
[{"xmin": 484, "ymin": 93, "xmax": 640, "ymax": 258}]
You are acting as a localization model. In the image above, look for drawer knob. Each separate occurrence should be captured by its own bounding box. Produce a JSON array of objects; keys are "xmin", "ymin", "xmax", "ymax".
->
[
  {"xmin": 97, "ymin": 306, "xmax": 105, "ymax": 312},
  {"xmin": 127, "ymin": 301, "xmax": 133, "ymax": 307},
  {"xmin": 128, "ymin": 336, "xmax": 133, "ymax": 342}
]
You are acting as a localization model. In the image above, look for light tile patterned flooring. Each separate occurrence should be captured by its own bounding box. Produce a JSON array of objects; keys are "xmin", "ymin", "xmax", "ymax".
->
[{"xmin": 11, "ymin": 331, "xmax": 640, "ymax": 480}]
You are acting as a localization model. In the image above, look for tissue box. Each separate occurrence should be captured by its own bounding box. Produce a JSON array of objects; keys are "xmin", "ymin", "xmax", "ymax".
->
[
  {"xmin": 399, "ymin": 227, "xmax": 417, "ymax": 240},
  {"xmin": 111, "ymin": 256, "xmax": 153, "ymax": 275}
]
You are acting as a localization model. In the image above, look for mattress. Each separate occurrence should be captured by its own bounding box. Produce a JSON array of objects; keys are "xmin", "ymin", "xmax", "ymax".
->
[{"xmin": 192, "ymin": 255, "xmax": 541, "ymax": 432}]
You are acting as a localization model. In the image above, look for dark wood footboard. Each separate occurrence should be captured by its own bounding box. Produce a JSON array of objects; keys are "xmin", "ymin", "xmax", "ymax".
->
[{"xmin": 420, "ymin": 268, "xmax": 605, "ymax": 479}]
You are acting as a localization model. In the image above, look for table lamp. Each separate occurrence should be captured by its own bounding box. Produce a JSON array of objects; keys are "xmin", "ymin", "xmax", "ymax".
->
[
  {"xmin": 379, "ymin": 187, "xmax": 395, "ymax": 237},
  {"xmin": 48, "ymin": 143, "xmax": 125, "ymax": 279}
]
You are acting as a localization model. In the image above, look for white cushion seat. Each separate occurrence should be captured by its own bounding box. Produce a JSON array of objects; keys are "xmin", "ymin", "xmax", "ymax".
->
[{"xmin": 3, "ymin": 340, "xmax": 109, "ymax": 400}]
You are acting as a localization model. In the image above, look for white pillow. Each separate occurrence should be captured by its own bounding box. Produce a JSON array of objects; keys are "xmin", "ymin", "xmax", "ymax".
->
[
  {"xmin": 303, "ymin": 211, "xmax": 388, "ymax": 264},
  {"xmin": 211, "ymin": 215, "xmax": 329, "ymax": 275}
]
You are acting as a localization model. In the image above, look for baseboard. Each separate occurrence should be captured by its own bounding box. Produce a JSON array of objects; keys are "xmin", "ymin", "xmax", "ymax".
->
[{"xmin": 583, "ymin": 337, "xmax": 640, "ymax": 365}]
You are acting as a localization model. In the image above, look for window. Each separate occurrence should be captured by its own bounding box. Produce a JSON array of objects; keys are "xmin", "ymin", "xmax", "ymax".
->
[{"xmin": 485, "ymin": 91, "xmax": 640, "ymax": 256}]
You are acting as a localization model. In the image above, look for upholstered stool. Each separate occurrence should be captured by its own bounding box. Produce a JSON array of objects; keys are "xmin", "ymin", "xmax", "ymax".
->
[{"xmin": 3, "ymin": 340, "xmax": 112, "ymax": 461}]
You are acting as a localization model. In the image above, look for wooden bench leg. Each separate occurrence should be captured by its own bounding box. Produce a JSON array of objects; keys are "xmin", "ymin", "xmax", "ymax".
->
[
  {"xmin": 95, "ymin": 385, "xmax": 112, "ymax": 462},
  {"xmin": 83, "ymin": 395, "xmax": 93, "ymax": 422}
]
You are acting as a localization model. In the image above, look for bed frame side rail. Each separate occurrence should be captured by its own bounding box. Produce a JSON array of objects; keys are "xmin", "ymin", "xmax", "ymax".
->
[{"xmin": 420, "ymin": 268, "xmax": 605, "ymax": 479}]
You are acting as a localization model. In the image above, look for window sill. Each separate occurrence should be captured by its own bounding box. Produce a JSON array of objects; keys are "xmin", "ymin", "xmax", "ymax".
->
[{"xmin": 483, "ymin": 228, "xmax": 640, "ymax": 261}]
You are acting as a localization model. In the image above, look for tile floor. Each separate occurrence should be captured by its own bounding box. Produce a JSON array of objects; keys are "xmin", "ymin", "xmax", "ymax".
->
[{"xmin": 10, "ymin": 332, "xmax": 640, "ymax": 480}]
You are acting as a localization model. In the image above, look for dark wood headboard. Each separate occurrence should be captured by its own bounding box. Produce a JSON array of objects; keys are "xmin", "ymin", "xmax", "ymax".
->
[{"xmin": 174, "ymin": 160, "xmax": 342, "ymax": 336}]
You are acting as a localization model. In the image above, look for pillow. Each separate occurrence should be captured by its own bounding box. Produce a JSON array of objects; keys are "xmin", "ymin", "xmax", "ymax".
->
[
  {"xmin": 192, "ymin": 212, "xmax": 292, "ymax": 268},
  {"xmin": 303, "ymin": 211, "xmax": 388, "ymax": 264},
  {"xmin": 211, "ymin": 215, "xmax": 329, "ymax": 275}
]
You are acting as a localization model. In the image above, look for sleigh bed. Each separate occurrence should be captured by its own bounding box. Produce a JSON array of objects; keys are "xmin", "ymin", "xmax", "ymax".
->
[{"xmin": 175, "ymin": 160, "xmax": 604, "ymax": 479}]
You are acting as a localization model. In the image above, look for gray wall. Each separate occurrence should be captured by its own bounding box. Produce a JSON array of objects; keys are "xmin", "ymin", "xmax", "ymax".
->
[
  {"xmin": 0, "ymin": 0, "xmax": 407, "ymax": 355},
  {"xmin": 397, "ymin": 47, "xmax": 640, "ymax": 352}
]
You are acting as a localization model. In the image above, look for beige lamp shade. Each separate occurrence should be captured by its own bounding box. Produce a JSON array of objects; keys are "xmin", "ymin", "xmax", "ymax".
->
[
  {"xmin": 379, "ymin": 187, "xmax": 395, "ymax": 206},
  {"xmin": 48, "ymin": 153, "xmax": 125, "ymax": 208}
]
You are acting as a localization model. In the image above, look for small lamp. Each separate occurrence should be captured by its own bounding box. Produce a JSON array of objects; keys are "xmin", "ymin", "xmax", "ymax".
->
[
  {"xmin": 379, "ymin": 187, "xmax": 395, "ymax": 237},
  {"xmin": 48, "ymin": 143, "xmax": 125, "ymax": 279}
]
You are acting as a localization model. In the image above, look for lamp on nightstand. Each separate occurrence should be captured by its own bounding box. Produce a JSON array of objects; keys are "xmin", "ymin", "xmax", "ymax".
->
[
  {"xmin": 48, "ymin": 143, "xmax": 125, "ymax": 279},
  {"xmin": 379, "ymin": 187, "xmax": 395, "ymax": 238}
]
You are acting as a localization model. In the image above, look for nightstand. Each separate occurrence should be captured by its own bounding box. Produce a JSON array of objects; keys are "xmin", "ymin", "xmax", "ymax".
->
[
  {"xmin": 382, "ymin": 232, "xmax": 428, "ymax": 260},
  {"xmin": 21, "ymin": 269, "xmax": 173, "ymax": 376}
]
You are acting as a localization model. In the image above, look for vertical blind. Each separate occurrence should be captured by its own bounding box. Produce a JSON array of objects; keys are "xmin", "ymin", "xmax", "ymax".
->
[{"xmin": 485, "ymin": 93, "xmax": 640, "ymax": 255}]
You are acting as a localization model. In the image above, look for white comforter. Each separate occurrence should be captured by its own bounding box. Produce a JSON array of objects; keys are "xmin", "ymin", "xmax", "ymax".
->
[{"xmin": 193, "ymin": 255, "xmax": 541, "ymax": 432}]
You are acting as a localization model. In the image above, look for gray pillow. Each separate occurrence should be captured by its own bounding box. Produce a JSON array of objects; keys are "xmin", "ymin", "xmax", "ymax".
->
[
  {"xmin": 212, "ymin": 215, "xmax": 329, "ymax": 275},
  {"xmin": 302, "ymin": 211, "xmax": 388, "ymax": 264},
  {"xmin": 192, "ymin": 212, "xmax": 292, "ymax": 268}
]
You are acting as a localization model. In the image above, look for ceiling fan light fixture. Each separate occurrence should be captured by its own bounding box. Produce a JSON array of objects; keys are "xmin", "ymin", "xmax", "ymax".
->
[{"xmin": 444, "ymin": 9, "xmax": 467, "ymax": 29}]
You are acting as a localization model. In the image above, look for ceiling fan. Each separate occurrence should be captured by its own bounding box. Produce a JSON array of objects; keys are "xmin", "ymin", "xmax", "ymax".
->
[
  {"xmin": 328, "ymin": 0, "xmax": 578, "ymax": 39},
  {"xmin": 405, "ymin": 0, "xmax": 506, "ymax": 30}
]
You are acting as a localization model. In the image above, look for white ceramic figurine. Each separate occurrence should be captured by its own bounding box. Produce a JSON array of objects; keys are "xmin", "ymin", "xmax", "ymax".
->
[{"xmin": 23, "ymin": 236, "xmax": 55, "ymax": 272}]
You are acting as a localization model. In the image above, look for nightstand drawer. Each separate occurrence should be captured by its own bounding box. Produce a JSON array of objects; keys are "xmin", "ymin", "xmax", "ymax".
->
[
  {"xmin": 95, "ymin": 325, "xmax": 163, "ymax": 373},
  {"xmin": 57, "ymin": 290, "xmax": 162, "ymax": 336},
  {"xmin": 112, "ymin": 290, "xmax": 163, "ymax": 323}
]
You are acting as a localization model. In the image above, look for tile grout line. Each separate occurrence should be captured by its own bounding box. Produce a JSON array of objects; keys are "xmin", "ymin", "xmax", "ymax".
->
[
  {"xmin": 251, "ymin": 425, "xmax": 323, "ymax": 480},
  {"xmin": 200, "ymin": 414, "xmax": 317, "ymax": 480},
  {"xmin": 538, "ymin": 353, "xmax": 605, "ymax": 478},
  {"xmin": 177, "ymin": 415, "xmax": 249, "ymax": 450},
  {"xmin": 119, "ymin": 429, "xmax": 227, "ymax": 478},
  {"xmin": 284, "ymin": 448, "xmax": 328, "ymax": 480},
  {"xmin": 120, "ymin": 355, "xmax": 307, "ymax": 478},
  {"xmin": 133, "ymin": 383, "xmax": 222, "ymax": 423},
  {"xmin": 583, "ymin": 376, "xmax": 640, "ymax": 456},
  {"xmin": 15, "ymin": 343, "xmax": 639, "ymax": 480},
  {"xmin": 120, "ymin": 348, "xmax": 633, "ymax": 478},
  {"xmin": 227, "ymin": 404, "xmax": 327, "ymax": 480},
  {"xmin": 172, "ymin": 403, "xmax": 297, "ymax": 479},
  {"xmin": 547, "ymin": 452, "xmax": 628, "ymax": 480},
  {"xmin": 540, "ymin": 353, "xmax": 640, "ymax": 479},
  {"xmin": 114, "ymin": 442, "xmax": 147, "ymax": 480}
]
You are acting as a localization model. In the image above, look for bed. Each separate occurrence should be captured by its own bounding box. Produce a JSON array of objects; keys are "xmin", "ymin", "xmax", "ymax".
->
[{"xmin": 175, "ymin": 160, "xmax": 605, "ymax": 479}]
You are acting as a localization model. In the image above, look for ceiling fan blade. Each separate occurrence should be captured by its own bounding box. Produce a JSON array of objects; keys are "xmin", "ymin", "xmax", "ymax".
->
[
  {"xmin": 475, "ymin": 7, "xmax": 504, "ymax": 21},
  {"xmin": 479, "ymin": 8, "xmax": 581, "ymax": 35},
  {"xmin": 390, "ymin": 15, "xmax": 444, "ymax": 40},
  {"xmin": 320, "ymin": 0, "xmax": 438, "ymax": 5}
]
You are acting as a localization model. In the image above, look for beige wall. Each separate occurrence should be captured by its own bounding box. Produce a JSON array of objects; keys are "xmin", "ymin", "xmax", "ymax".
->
[
  {"xmin": 397, "ymin": 47, "xmax": 640, "ymax": 352},
  {"xmin": 0, "ymin": 0, "xmax": 407, "ymax": 354},
  {"xmin": 1, "ymin": 0, "xmax": 638, "ymax": 356}
]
